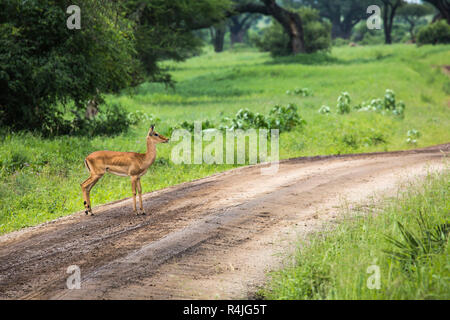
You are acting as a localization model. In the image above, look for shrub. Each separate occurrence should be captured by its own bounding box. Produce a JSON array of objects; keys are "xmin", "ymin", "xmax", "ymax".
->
[
  {"xmin": 337, "ymin": 92, "xmax": 351, "ymax": 114},
  {"xmin": 356, "ymin": 89, "xmax": 405, "ymax": 117},
  {"xmin": 218, "ymin": 104, "xmax": 306, "ymax": 133},
  {"xmin": 252, "ymin": 7, "xmax": 331, "ymax": 56},
  {"xmin": 318, "ymin": 105, "xmax": 331, "ymax": 114},
  {"xmin": 268, "ymin": 104, "xmax": 306, "ymax": 132},
  {"xmin": 69, "ymin": 103, "xmax": 131, "ymax": 136},
  {"xmin": 406, "ymin": 129, "xmax": 421, "ymax": 144},
  {"xmin": 384, "ymin": 211, "xmax": 449, "ymax": 268},
  {"xmin": 417, "ymin": 20, "xmax": 450, "ymax": 45},
  {"xmin": 168, "ymin": 119, "xmax": 216, "ymax": 136},
  {"xmin": 286, "ymin": 88, "xmax": 313, "ymax": 97}
]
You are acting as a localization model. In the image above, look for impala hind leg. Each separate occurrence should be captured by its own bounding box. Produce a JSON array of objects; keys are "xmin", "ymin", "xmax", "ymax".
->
[
  {"xmin": 137, "ymin": 178, "xmax": 145, "ymax": 215},
  {"xmin": 81, "ymin": 176, "xmax": 93, "ymax": 215},
  {"xmin": 81, "ymin": 174, "xmax": 102, "ymax": 216}
]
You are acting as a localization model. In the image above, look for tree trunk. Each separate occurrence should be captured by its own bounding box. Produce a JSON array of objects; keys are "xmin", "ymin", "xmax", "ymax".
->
[
  {"xmin": 212, "ymin": 25, "xmax": 226, "ymax": 52},
  {"xmin": 268, "ymin": 2, "xmax": 305, "ymax": 54},
  {"xmin": 232, "ymin": 0, "xmax": 305, "ymax": 54},
  {"xmin": 382, "ymin": 1, "xmax": 401, "ymax": 45},
  {"xmin": 230, "ymin": 29, "xmax": 245, "ymax": 45},
  {"xmin": 331, "ymin": 17, "xmax": 343, "ymax": 39}
]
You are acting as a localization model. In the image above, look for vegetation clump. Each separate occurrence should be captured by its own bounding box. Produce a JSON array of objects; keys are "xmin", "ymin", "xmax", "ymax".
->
[
  {"xmin": 417, "ymin": 20, "xmax": 450, "ymax": 45},
  {"xmin": 337, "ymin": 92, "xmax": 351, "ymax": 114},
  {"xmin": 220, "ymin": 104, "xmax": 306, "ymax": 132},
  {"xmin": 286, "ymin": 88, "xmax": 314, "ymax": 97},
  {"xmin": 355, "ymin": 89, "xmax": 406, "ymax": 117},
  {"xmin": 168, "ymin": 104, "xmax": 306, "ymax": 134}
]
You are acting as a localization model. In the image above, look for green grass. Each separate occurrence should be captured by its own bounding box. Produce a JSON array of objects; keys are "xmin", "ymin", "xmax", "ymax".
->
[
  {"xmin": 262, "ymin": 168, "xmax": 449, "ymax": 300},
  {"xmin": 1, "ymin": 44, "xmax": 449, "ymax": 234}
]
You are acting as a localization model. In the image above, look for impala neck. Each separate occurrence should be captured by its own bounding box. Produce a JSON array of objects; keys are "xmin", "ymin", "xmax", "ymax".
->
[{"xmin": 145, "ymin": 138, "xmax": 157, "ymax": 165}]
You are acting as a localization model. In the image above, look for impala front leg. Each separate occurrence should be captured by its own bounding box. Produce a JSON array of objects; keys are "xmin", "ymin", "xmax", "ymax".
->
[
  {"xmin": 137, "ymin": 178, "xmax": 145, "ymax": 215},
  {"xmin": 131, "ymin": 176, "xmax": 138, "ymax": 215}
]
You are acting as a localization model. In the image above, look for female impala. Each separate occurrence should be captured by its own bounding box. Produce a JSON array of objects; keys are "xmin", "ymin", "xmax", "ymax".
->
[{"xmin": 81, "ymin": 125, "xmax": 169, "ymax": 216}]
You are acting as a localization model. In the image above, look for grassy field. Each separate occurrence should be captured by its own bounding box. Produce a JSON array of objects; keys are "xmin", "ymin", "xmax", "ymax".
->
[
  {"xmin": 1, "ymin": 44, "xmax": 449, "ymax": 234},
  {"xmin": 262, "ymin": 168, "xmax": 449, "ymax": 300}
]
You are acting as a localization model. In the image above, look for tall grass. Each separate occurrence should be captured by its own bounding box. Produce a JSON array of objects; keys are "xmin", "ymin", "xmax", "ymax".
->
[
  {"xmin": 0, "ymin": 44, "xmax": 449, "ymax": 234},
  {"xmin": 263, "ymin": 168, "xmax": 449, "ymax": 300}
]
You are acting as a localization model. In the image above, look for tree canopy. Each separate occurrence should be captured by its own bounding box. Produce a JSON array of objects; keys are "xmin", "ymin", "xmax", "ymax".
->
[{"xmin": 0, "ymin": 0, "xmax": 140, "ymax": 131}]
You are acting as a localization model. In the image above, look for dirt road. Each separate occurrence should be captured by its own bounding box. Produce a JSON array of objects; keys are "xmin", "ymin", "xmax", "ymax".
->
[{"xmin": 0, "ymin": 144, "xmax": 448, "ymax": 299}]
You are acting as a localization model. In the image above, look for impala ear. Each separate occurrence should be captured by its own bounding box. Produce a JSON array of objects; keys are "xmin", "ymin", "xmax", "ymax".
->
[
  {"xmin": 148, "ymin": 124, "xmax": 155, "ymax": 136},
  {"xmin": 147, "ymin": 124, "xmax": 155, "ymax": 136}
]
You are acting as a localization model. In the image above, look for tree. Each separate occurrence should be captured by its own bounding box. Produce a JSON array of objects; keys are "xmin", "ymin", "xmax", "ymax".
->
[
  {"xmin": 380, "ymin": 0, "xmax": 404, "ymax": 44},
  {"xmin": 290, "ymin": 0, "xmax": 373, "ymax": 39},
  {"xmin": 231, "ymin": 0, "xmax": 306, "ymax": 54},
  {"xmin": 210, "ymin": 23, "xmax": 227, "ymax": 52},
  {"xmin": 253, "ymin": 7, "xmax": 331, "ymax": 56},
  {"xmin": 423, "ymin": 0, "xmax": 450, "ymax": 24},
  {"xmin": 126, "ymin": 0, "xmax": 231, "ymax": 83},
  {"xmin": 229, "ymin": 14, "xmax": 260, "ymax": 45},
  {"xmin": 397, "ymin": 3, "xmax": 434, "ymax": 42},
  {"xmin": 0, "ymin": 0, "xmax": 141, "ymax": 132}
]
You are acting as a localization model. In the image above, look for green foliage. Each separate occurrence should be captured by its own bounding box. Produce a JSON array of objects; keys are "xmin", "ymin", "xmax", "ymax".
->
[
  {"xmin": 384, "ymin": 212, "xmax": 449, "ymax": 268},
  {"xmin": 397, "ymin": 3, "xmax": 434, "ymax": 41},
  {"xmin": 417, "ymin": 20, "xmax": 450, "ymax": 45},
  {"xmin": 76, "ymin": 104, "xmax": 131, "ymax": 137},
  {"xmin": 253, "ymin": 7, "xmax": 331, "ymax": 56},
  {"xmin": 318, "ymin": 105, "xmax": 331, "ymax": 114},
  {"xmin": 127, "ymin": 0, "xmax": 231, "ymax": 83},
  {"xmin": 337, "ymin": 92, "xmax": 351, "ymax": 114},
  {"xmin": 406, "ymin": 129, "xmax": 421, "ymax": 144},
  {"xmin": 168, "ymin": 119, "xmax": 216, "ymax": 136},
  {"xmin": 355, "ymin": 89, "xmax": 406, "ymax": 117},
  {"xmin": 220, "ymin": 104, "xmax": 306, "ymax": 133},
  {"xmin": 286, "ymin": 88, "xmax": 313, "ymax": 96},
  {"xmin": 169, "ymin": 104, "xmax": 306, "ymax": 134},
  {"xmin": 0, "ymin": 0, "xmax": 141, "ymax": 133}
]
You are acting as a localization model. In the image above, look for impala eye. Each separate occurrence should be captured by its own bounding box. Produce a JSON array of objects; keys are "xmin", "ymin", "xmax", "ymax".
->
[{"xmin": 155, "ymin": 133, "xmax": 159, "ymax": 136}]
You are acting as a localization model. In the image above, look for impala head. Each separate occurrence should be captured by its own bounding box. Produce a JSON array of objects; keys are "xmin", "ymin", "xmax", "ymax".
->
[{"xmin": 147, "ymin": 124, "xmax": 169, "ymax": 143}]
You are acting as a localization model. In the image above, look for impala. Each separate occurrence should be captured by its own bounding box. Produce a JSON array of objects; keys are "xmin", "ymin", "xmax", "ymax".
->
[{"xmin": 81, "ymin": 125, "xmax": 169, "ymax": 216}]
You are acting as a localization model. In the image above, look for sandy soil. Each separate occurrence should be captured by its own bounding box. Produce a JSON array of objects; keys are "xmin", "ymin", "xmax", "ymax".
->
[{"xmin": 0, "ymin": 143, "xmax": 448, "ymax": 299}]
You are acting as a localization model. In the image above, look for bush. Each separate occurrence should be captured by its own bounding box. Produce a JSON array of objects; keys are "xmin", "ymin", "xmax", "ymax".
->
[
  {"xmin": 318, "ymin": 105, "xmax": 331, "ymax": 114},
  {"xmin": 170, "ymin": 104, "xmax": 306, "ymax": 134},
  {"xmin": 355, "ymin": 89, "xmax": 406, "ymax": 118},
  {"xmin": 69, "ymin": 103, "xmax": 132, "ymax": 136},
  {"xmin": 417, "ymin": 21, "xmax": 450, "ymax": 45},
  {"xmin": 220, "ymin": 104, "xmax": 305, "ymax": 133},
  {"xmin": 252, "ymin": 7, "xmax": 331, "ymax": 56},
  {"xmin": 286, "ymin": 88, "xmax": 313, "ymax": 97},
  {"xmin": 168, "ymin": 119, "xmax": 216, "ymax": 136},
  {"xmin": 337, "ymin": 92, "xmax": 351, "ymax": 114},
  {"xmin": 406, "ymin": 129, "xmax": 421, "ymax": 144}
]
